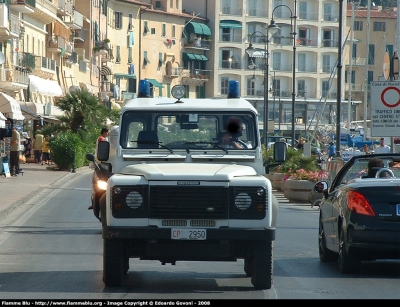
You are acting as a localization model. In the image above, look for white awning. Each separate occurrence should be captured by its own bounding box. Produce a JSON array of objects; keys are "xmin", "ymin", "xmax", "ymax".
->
[
  {"xmin": 0, "ymin": 93, "xmax": 25, "ymax": 120},
  {"xmin": 29, "ymin": 75, "xmax": 64, "ymax": 97},
  {"xmin": 43, "ymin": 103, "xmax": 65, "ymax": 117},
  {"xmin": 246, "ymin": 49, "xmax": 268, "ymax": 58},
  {"xmin": 0, "ymin": 111, "xmax": 5, "ymax": 128}
]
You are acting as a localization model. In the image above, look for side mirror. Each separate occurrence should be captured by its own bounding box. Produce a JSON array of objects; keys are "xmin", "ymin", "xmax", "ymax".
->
[
  {"xmin": 273, "ymin": 141, "xmax": 287, "ymax": 162},
  {"xmin": 97, "ymin": 141, "xmax": 110, "ymax": 161},
  {"xmin": 86, "ymin": 153, "xmax": 95, "ymax": 162},
  {"xmin": 314, "ymin": 181, "xmax": 328, "ymax": 193}
]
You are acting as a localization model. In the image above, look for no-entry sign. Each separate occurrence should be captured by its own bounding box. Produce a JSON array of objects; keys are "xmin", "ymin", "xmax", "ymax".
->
[{"xmin": 370, "ymin": 81, "xmax": 400, "ymax": 137}]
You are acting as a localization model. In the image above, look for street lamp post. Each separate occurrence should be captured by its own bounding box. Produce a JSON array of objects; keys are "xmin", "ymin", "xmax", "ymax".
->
[
  {"xmin": 269, "ymin": 71, "xmax": 276, "ymax": 122},
  {"xmin": 246, "ymin": 29, "xmax": 277, "ymax": 146},
  {"xmin": 268, "ymin": 0, "xmax": 297, "ymax": 145}
]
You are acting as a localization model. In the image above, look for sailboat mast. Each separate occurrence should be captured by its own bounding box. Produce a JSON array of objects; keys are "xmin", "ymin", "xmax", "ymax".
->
[{"xmin": 348, "ymin": 2, "xmax": 356, "ymax": 132}]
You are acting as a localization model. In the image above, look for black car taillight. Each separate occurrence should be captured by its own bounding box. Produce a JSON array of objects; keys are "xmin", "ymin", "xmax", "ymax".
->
[{"xmin": 347, "ymin": 191, "xmax": 376, "ymax": 216}]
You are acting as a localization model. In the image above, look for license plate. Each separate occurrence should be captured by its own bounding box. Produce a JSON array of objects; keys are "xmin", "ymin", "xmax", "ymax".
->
[
  {"xmin": 171, "ymin": 228, "xmax": 206, "ymax": 240},
  {"xmin": 397, "ymin": 204, "xmax": 400, "ymax": 216}
]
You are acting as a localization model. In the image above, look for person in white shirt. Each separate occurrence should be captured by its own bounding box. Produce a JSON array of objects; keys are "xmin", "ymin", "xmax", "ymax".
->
[{"xmin": 374, "ymin": 138, "xmax": 391, "ymax": 153}]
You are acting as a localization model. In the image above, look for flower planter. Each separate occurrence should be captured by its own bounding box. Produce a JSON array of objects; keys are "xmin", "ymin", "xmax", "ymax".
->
[
  {"xmin": 271, "ymin": 173, "xmax": 285, "ymax": 190},
  {"xmin": 283, "ymin": 179, "xmax": 315, "ymax": 203}
]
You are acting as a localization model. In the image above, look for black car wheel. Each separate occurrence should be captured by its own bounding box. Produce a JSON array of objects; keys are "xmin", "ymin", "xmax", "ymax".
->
[
  {"xmin": 319, "ymin": 215, "xmax": 338, "ymax": 262},
  {"xmin": 103, "ymin": 239, "xmax": 124, "ymax": 286},
  {"xmin": 339, "ymin": 227, "xmax": 361, "ymax": 273},
  {"xmin": 251, "ymin": 241, "xmax": 273, "ymax": 290}
]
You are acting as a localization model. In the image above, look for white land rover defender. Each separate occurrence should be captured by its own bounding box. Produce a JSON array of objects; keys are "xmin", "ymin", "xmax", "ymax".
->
[{"xmin": 87, "ymin": 80, "xmax": 286, "ymax": 289}]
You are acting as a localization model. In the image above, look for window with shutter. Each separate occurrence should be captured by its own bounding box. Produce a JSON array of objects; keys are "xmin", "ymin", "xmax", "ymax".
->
[
  {"xmin": 128, "ymin": 47, "xmax": 132, "ymax": 63},
  {"xmin": 116, "ymin": 46, "xmax": 121, "ymax": 63}
]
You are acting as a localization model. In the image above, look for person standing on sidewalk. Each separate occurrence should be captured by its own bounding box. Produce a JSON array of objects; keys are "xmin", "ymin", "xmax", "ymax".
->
[
  {"xmin": 41, "ymin": 135, "xmax": 51, "ymax": 165},
  {"xmin": 9, "ymin": 126, "xmax": 20, "ymax": 176},
  {"xmin": 33, "ymin": 132, "xmax": 44, "ymax": 164}
]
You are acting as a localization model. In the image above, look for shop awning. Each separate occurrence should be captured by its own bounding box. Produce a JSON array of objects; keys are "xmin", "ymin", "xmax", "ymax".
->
[
  {"xmin": 146, "ymin": 78, "xmax": 164, "ymax": 88},
  {"xmin": 186, "ymin": 22, "xmax": 212, "ymax": 36},
  {"xmin": 199, "ymin": 23, "xmax": 212, "ymax": 35},
  {"xmin": 18, "ymin": 101, "xmax": 43, "ymax": 119},
  {"xmin": 186, "ymin": 22, "xmax": 203, "ymax": 35},
  {"xmin": 0, "ymin": 93, "xmax": 25, "ymax": 120},
  {"xmin": 198, "ymin": 54, "xmax": 208, "ymax": 61},
  {"xmin": 44, "ymin": 103, "xmax": 65, "ymax": 117},
  {"xmin": 183, "ymin": 52, "xmax": 196, "ymax": 61},
  {"xmin": 115, "ymin": 73, "xmax": 136, "ymax": 79},
  {"xmin": 220, "ymin": 20, "xmax": 242, "ymax": 29},
  {"xmin": 0, "ymin": 111, "xmax": 6, "ymax": 120},
  {"xmin": 29, "ymin": 75, "xmax": 63, "ymax": 97}
]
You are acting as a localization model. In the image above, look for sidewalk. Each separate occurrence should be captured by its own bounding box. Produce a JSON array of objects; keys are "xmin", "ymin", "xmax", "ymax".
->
[{"xmin": 0, "ymin": 162, "xmax": 90, "ymax": 221}]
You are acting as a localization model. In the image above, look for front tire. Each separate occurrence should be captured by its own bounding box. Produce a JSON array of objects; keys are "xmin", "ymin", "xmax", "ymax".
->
[
  {"xmin": 339, "ymin": 227, "xmax": 361, "ymax": 273},
  {"xmin": 319, "ymin": 216, "xmax": 338, "ymax": 262},
  {"xmin": 103, "ymin": 239, "xmax": 124, "ymax": 286},
  {"xmin": 251, "ymin": 241, "xmax": 273, "ymax": 290}
]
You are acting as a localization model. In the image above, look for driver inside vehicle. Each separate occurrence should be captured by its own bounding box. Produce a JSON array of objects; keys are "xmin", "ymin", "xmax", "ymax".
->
[{"xmin": 220, "ymin": 116, "xmax": 246, "ymax": 149}]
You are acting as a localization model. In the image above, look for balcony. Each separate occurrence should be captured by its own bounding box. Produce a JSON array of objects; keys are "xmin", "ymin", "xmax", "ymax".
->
[
  {"xmin": 0, "ymin": 7, "xmax": 21, "ymax": 39},
  {"xmin": 184, "ymin": 38, "xmax": 211, "ymax": 50},
  {"xmin": 32, "ymin": 56, "xmax": 56, "ymax": 78},
  {"xmin": 345, "ymin": 57, "xmax": 366, "ymax": 66},
  {"xmin": 66, "ymin": 51, "xmax": 78, "ymax": 64},
  {"xmin": 181, "ymin": 69, "xmax": 211, "ymax": 85},
  {"xmin": 10, "ymin": 0, "xmax": 35, "ymax": 13},
  {"xmin": 63, "ymin": 9, "xmax": 83, "ymax": 29},
  {"xmin": 0, "ymin": 66, "xmax": 29, "ymax": 91},
  {"xmin": 30, "ymin": 0, "xmax": 58, "ymax": 24},
  {"xmin": 48, "ymin": 35, "xmax": 73, "ymax": 55},
  {"xmin": 164, "ymin": 67, "xmax": 185, "ymax": 79},
  {"xmin": 73, "ymin": 28, "xmax": 86, "ymax": 42},
  {"xmin": 321, "ymin": 39, "xmax": 339, "ymax": 48},
  {"xmin": 57, "ymin": 0, "xmax": 73, "ymax": 16}
]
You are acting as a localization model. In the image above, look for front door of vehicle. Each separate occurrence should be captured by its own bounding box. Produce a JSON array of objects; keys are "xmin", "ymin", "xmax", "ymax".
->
[{"xmin": 319, "ymin": 191, "xmax": 337, "ymax": 246}]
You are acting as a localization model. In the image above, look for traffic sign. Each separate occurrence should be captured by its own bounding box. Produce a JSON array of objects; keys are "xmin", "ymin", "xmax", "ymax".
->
[{"xmin": 370, "ymin": 81, "xmax": 400, "ymax": 137}]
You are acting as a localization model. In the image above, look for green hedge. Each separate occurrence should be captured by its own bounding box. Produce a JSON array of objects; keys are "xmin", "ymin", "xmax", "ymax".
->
[{"xmin": 48, "ymin": 132, "xmax": 87, "ymax": 170}]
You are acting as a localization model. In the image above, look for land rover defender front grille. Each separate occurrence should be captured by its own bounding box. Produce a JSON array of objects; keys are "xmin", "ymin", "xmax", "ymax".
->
[{"xmin": 149, "ymin": 186, "xmax": 229, "ymax": 219}]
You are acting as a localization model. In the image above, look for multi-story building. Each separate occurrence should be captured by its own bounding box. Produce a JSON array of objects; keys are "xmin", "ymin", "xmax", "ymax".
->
[
  {"xmin": 344, "ymin": 3, "xmax": 398, "ymax": 125},
  {"xmin": 1, "ymin": 0, "xmax": 397, "ymax": 142},
  {"xmin": 183, "ymin": 0, "xmax": 348, "ymax": 139}
]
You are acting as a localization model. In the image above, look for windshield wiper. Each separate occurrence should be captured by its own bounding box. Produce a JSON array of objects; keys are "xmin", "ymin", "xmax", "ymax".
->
[
  {"xmin": 133, "ymin": 141, "xmax": 174, "ymax": 153},
  {"xmin": 184, "ymin": 141, "xmax": 228, "ymax": 154}
]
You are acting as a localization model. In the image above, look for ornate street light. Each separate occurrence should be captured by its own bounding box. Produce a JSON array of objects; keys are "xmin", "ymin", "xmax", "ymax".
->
[
  {"xmin": 268, "ymin": 0, "xmax": 297, "ymax": 145},
  {"xmin": 245, "ymin": 28, "xmax": 278, "ymax": 145}
]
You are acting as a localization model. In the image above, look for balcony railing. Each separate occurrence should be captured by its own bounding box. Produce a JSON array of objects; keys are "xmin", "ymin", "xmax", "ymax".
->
[
  {"xmin": 0, "ymin": 66, "xmax": 30, "ymax": 86},
  {"xmin": 221, "ymin": 6, "xmax": 242, "ymax": 16},
  {"xmin": 10, "ymin": 0, "xmax": 36, "ymax": 8},
  {"xmin": 165, "ymin": 67, "xmax": 185, "ymax": 78},
  {"xmin": 57, "ymin": 0, "xmax": 73, "ymax": 16},
  {"xmin": 246, "ymin": 7, "xmax": 268, "ymax": 18},
  {"xmin": 220, "ymin": 33, "xmax": 242, "ymax": 43},
  {"xmin": 345, "ymin": 57, "xmax": 366, "ymax": 66},
  {"xmin": 19, "ymin": 52, "xmax": 36, "ymax": 69},
  {"xmin": 220, "ymin": 60, "xmax": 241, "ymax": 69},
  {"xmin": 35, "ymin": 56, "xmax": 56, "ymax": 72},
  {"xmin": 181, "ymin": 69, "xmax": 211, "ymax": 84},
  {"xmin": 321, "ymin": 39, "xmax": 339, "ymax": 47}
]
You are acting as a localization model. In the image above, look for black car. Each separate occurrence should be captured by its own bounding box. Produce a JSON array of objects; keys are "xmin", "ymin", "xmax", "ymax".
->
[{"xmin": 314, "ymin": 153, "xmax": 400, "ymax": 273}]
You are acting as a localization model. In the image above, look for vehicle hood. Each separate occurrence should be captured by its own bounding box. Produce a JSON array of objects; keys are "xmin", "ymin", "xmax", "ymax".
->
[{"xmin": 120, "ymin": 163, "xmax": 257, "ymax": 181}]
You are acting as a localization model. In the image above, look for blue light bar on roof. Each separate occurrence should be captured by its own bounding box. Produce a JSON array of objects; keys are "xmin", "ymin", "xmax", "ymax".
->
[
  {"xmin": 138, "ymin": 80, "xmax": 150, "ymax": 98},
  {"xmin": 227, "ymin": 80, "xmax": 240, "ymax": 98}
]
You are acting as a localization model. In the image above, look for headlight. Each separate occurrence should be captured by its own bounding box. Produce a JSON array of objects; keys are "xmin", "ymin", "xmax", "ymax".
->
[
  {"xmin": 235, "ymin": 193, "xmax": 252, "ymax": 210},
  {"xmin": 97, "ymin": 180, "xmax": 107, "ymax": 191},
  {"xmin": 126, "ymin": 191, "xmax": 143, "ymax": 209}
]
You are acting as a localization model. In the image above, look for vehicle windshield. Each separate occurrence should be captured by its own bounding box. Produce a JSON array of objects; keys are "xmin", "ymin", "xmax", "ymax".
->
[
  {"xmin": 336, "ymin": 155, "xmax": 400, "ymax": 186},
  {"xmin": 119, "ymin": 111, "xmax": 258, "ymax": 151}
]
